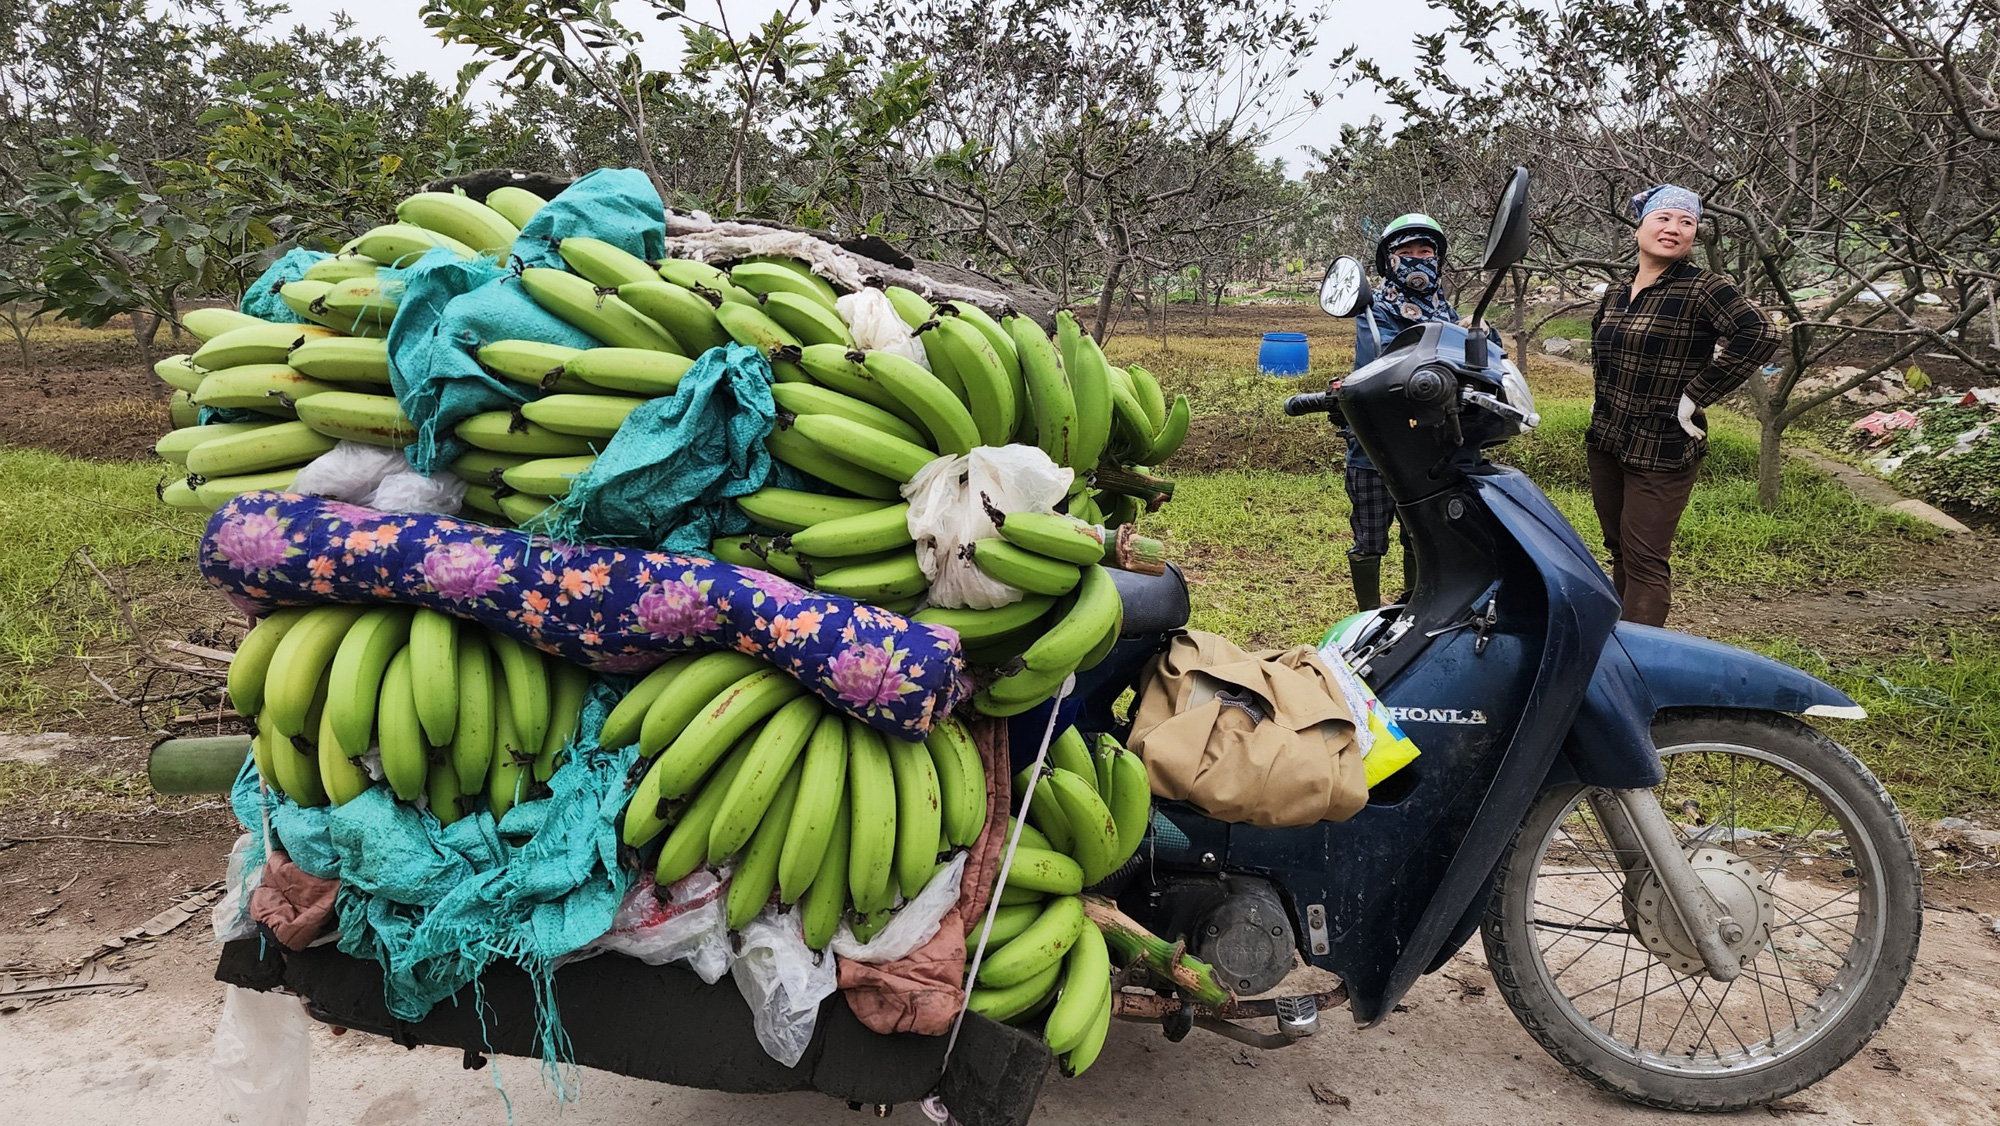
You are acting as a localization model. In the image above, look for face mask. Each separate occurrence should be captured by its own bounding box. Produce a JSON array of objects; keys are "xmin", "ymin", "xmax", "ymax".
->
[{"xmin": 1391, "ymin": 255, "xmax": 1441, "ymax": 295}]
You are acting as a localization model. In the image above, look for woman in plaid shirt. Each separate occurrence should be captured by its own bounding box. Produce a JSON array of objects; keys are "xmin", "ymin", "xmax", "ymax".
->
[{"xmin": 1588, "ymin": 185, "xmax": 1779, "ymax": 626}]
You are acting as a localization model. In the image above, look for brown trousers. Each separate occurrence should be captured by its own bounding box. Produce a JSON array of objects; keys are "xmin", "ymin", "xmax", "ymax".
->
[{"xmin": 1587, "ymin": 448, "xmax": 1700, "ymax": 627}]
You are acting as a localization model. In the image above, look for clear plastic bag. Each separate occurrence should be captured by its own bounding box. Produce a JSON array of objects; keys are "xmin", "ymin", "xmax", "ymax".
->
[
  {"xmin": 836, "ymin": 288, "xmax": 930, "ymax": 369},
  {"xmin": 730, "ymin": 907, "xmax": 839, "ymax": 1067},
  {"xmin": 290, "ymin": 441, "xmax": 407, "ymax": 502},
  {"xmin": 211, "ymin": 833, "xmax": 266, "ymax": 943},
  {"xmin": 571, "ymin": 871, "xmax": 732, "ymax": 984},
  {"xmin": 213, "ymin": 985, "xmax": 311, "ymax": 1124},
  {"xmin": 905, "ymin": 446, "xmax": 1073, "ymax": 609},
  {"xmin": 369, "ymin": 468, "xmax": 466, "ymax": 515},
  {"xmin": 830, "ymin": 851, "xmax": 966, "ymax": 962}
]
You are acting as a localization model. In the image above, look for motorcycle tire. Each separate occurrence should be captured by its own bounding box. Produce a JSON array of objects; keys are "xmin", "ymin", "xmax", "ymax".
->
[{"xmin": 1481, "ymin": 707, "xmax": 1921, "ymax": 1111}]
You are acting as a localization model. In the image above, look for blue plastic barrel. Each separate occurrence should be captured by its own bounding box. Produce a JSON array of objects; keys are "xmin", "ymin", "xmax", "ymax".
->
[{"xmin": 1259, "ymin": 331, "xmax": 1309, "ymax": 376}]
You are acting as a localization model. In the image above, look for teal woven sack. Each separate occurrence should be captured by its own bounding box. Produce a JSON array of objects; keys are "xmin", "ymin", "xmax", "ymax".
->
[
  {"xmin": 512, "ymin": 167, "xmax": 666, "ymax": 272},
  {"xmin": 231, "ymin": 679, "xmax": 635, "ymax": 1038},
  {"xmin": 240, "ymin": 247, "xmax": 328, "ymax": 325},
  {"xmin": 385, "ymin": 248, "xmax": 597, "ymax": 473},
  {"xmin": 539, "ymin": 343, "xmax": 801, "ymax": 553}
]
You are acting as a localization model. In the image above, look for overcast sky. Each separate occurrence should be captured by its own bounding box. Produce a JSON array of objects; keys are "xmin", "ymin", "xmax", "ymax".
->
[{"xmin": 282, "ymin": 0, "xmax": 1451, "ymax": 174}]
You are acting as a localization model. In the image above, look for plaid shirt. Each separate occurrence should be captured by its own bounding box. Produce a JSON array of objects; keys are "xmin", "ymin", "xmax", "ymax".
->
[{"xmin": 1588, "ymin": 259, "xmax": 1779, "ymax": 471}]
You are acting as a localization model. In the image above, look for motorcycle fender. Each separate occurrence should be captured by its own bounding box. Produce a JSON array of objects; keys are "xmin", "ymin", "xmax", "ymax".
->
[{"xmin": 1551, "ymin": 623, "xmax": 1865, "ymax": 791}]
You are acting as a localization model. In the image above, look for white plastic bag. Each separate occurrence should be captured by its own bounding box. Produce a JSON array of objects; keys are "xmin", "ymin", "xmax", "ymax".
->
[
  {"xmin": 211, "ymin": 834, "xmax": 266, "ymax": 943},
  {"xmin": 830, "ymin": 852, "xmax": 966, "ymax": 963},
  {"xmin": 569, "ymin": 871, "xmax": 733, "ymax": 983},
  {"xmin": 730, "ymin": 907, "xmax": 839, "ymax": 1068},
  {"xmin": 369, "ymin": 469, "xmax": 465, "ymax": 515},
  {"xmin": 290, "ymin": 441, "xmax": 406, "ymax": 502},
  {"xmin": 905, "ymin": 446, "xmax": 1073, "ymax": 609},
  {"xmin": 213, "ymin": 985, "xmax": 311, "ymax": 1124},
  {"xmin": 836, "ymin": 288, "xmax": 930, "ymax": 369}
]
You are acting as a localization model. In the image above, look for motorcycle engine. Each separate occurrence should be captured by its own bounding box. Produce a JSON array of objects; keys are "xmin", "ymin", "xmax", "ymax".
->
[{"xmin": 1191, "ymin": 879, "xmax": 1298, "ymax": 996}]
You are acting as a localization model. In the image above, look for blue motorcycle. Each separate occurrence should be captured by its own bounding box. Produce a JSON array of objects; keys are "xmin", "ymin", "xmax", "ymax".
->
[{"xmin": 1062, "ymin": 167, "xmax": 1921, "ymax": 1111}]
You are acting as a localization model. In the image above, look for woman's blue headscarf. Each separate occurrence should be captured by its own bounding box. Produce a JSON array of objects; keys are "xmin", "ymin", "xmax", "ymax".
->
[{"xmin": 1631, "ymin": 184, "xmax": 1702, "ymax": 223}]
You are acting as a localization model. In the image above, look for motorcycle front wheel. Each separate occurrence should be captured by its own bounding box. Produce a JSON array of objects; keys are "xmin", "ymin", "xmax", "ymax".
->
[{"xmin": 1481, "ymin": 708, "xmax": 1922, "ymax": 1111}]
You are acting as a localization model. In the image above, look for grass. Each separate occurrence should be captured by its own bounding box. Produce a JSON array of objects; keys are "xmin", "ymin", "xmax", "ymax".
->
[
  {"xmin": 0, "ymin": 448, "xmax": 207, "ymax": 716},
  {"xmin": 0, "ymin": 760, "xmax": 189, "ymax": 820},
  {"xmin": 1744, "ymin": 626, "xmax": 2000, "ymax": 821}
]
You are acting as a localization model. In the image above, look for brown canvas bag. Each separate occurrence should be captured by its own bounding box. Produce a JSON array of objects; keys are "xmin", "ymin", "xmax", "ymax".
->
[{"xmin": 1127, "ymin": 631, "xmax": 1365, "ymax": 827}]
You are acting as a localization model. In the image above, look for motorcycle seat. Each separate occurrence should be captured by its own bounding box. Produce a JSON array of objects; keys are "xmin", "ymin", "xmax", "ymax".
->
[{"xmin": 1109, "ymin": 563, "xmax": 1191, "ymax": 636}]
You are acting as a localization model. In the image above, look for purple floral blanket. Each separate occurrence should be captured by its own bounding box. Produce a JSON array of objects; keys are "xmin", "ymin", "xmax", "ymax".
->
[{"xmin": 201, "ymin": 492, "xmax": 967, "ymax": 740}]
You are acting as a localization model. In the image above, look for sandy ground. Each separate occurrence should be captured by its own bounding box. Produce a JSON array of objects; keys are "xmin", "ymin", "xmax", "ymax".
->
[{"xmin": 4, "ymin": 876, "xmax": 1998, "ymax": 1126}]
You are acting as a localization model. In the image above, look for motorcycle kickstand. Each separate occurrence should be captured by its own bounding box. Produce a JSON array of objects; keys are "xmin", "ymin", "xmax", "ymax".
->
[{"xmin": 1600, "ymin": 786, "xmax": 1746, "ymax": 982}]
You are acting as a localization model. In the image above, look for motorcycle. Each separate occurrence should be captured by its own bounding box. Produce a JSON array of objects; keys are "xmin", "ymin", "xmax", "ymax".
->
[
  {"xmin": 206, "ymin": 167, "xmax": 1920, "ymax": 1123},
  {"xmin": 1054, "ymin": 165, "xmax": 1922, "ymax": 1111}
]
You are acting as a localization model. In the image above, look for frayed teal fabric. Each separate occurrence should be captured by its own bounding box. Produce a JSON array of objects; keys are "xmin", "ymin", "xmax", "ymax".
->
[
  {"xmin": 240, "ymin": 247, "xmax": 329, "ymax": 325},
  {"xmin": 385, "ymin": 248, "xmax": 596, "ymax": 473},
  {"xmin": 539, "ymin": 342, "xmax": 801, "ymax": 553},
  {"xmin": 511, "ymin": 168, "xmax": 665, "ymax": 272}
]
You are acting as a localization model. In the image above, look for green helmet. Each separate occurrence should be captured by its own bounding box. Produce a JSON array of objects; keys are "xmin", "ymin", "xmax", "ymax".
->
[{"xmin": 1375, "ymin": 213, "xmax": 1448, "ymax": 276}]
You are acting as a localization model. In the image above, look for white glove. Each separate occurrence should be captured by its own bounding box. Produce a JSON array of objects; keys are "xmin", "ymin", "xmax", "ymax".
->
[{"xmin": 1677, "ymin": 394, "xmax": 1705, "ymax": 439}]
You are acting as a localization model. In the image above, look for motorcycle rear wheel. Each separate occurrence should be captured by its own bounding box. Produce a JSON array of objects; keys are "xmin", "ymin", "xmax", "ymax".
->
[{"xmin": 1481, "ymin": 708, "xmax": 1921, "ymax": 1111}]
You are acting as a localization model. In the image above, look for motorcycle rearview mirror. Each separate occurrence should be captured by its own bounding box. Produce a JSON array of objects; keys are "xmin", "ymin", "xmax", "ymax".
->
[
  {"xmin": 1318, "ymin": 256, "xmax": 1371, "ymax": 319},
  {"xmin": 1464, "ymin": 166, "xmax": 1532, "ymax": 371}
]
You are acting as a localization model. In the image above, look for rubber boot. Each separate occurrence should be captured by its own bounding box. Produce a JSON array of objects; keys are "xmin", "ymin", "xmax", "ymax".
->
[{"xmin": 1348, "ymin": 555, "xmax": 1383, "ymax": 612}]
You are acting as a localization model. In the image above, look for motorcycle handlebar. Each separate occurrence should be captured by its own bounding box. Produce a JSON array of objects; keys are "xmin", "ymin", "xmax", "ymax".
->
[{"xmin": 1283, "ymin": 392, "xmax": 1333, "ymax": 417}]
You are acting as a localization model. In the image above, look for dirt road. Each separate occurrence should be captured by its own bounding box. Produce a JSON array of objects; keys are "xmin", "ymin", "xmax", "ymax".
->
[{"xmin": 5, "ymin": 874, "xmax": 1997, "ymax": 1126}]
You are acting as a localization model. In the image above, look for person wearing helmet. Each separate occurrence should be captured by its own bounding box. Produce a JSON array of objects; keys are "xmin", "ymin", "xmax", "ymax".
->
[{"xmin": 1341, "ymin": 213, "xmax": 1459, "ymax": 610}]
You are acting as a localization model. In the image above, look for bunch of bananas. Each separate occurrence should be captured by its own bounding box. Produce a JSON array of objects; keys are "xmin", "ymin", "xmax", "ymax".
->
[
  {"xmin": 968, "ymin": 727, "xmax": 1150, "ymax": 1077},
  {"xmin": 608, "ymin": 652, "xmax": 990, "ymax": 944},
  {"xmin": 152, "ymin": 189, "xmax": 535, "ymax": 513},
  {"xmin": 229, "ymin": 603, "xmax": 589, "ymax": 823}
]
